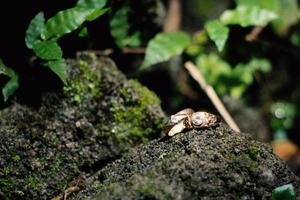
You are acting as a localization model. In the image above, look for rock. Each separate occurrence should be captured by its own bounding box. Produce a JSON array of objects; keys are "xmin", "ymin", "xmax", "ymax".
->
[
  {"xmin": 0, "ymin": 52, "xmax": 166, "ymax": 199},
  {"xmin": 76, "ymin": 123, "xmax": 300, "ymax": 199}
]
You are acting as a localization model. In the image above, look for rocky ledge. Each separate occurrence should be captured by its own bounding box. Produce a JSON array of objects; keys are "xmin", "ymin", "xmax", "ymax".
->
[{"xmin": 75, "ymin": 123, "xmax": 300, "ymax": 199}]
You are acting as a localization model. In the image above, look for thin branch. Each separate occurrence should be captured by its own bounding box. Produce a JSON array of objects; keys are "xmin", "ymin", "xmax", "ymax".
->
[
  {"xmin": 184, "ymin": 61, "xmax": 241, "ymax": 132},
  {"xmin": 163, "ymin": 0, "xmax": 181, "ymax": 32},
  {"xmin": 122, "ymin": 47, "xmax": 145, "ymax": 54}
]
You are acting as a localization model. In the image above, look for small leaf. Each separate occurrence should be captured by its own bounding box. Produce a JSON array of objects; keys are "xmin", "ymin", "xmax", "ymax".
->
[
  {"xmin": 110, "ymin": 5, "xmax": 138, "ymax": 48},
  {"xmin": 76, "ymin": 0, "xmax": 107, "ymax": 9},
  {"xmin": 0, "ymin": 59, "xmax": 19, "ymax": 101},
  {"xmin": 32, "ymin": 40, "xmax": 62, "ymax": 60},
  {"xmin": 42, "ymin": 8, "xmax": 94, "ymax": 40},
  {"xmin": 45, "ymin": 59, "xmax": 67, "ymax": 84},
  {"xmin": 25, "ymin": 12, "xmax": 45, "ymax": 49},
  {"xmin": 205, "ymin": 20, "xmax": 229, "ymax": 51},
  {"xmin": 78, "ymin": 27, "xmax": 89, "ymax": 38},
  {"xmin": 247, "ymin": 58, "xmax": 272, "ymax": 72},
  {"xmin": 142, "ymin": 32, "xmax": 191, "ymax": 69},
  {"xmin": 86, "ymin": 7, "xmax": 109, "ymax": 21},
  {"xmin": 272, "ymin": 184, "xmax": 296, "ymax": 200},
  {"xmin": 220, "ymin": 5, "xmax": 278, "ymax": 27}
]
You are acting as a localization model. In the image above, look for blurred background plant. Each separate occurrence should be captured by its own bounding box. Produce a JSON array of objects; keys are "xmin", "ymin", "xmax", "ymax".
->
[{"xmin": 0, "ymin": 0, "xmax": 300, "ymax": 173}]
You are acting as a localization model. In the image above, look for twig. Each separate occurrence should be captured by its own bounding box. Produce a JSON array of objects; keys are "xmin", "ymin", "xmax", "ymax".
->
[
  {"xmin": 184, "ymin": 61, "xmax": 241, "ymax": 132},
  {"xmin": 245, "ymin": 26, "xmax": 264, "ymax": 41},
  {"xmin": 122, "ymin": 47, "xmax": 145, "ymax": 54},
  {"xmin": 163, "ymin": 0, "xmax": 181, "ymax": 32}
]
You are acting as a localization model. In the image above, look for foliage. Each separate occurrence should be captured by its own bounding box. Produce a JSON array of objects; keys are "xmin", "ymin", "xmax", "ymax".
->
[
  {"xmin": 205, "ymin": 20, "xmax": 229, "ymax": 52},
  {"xmin": 0, "ymin": 59, "xmax": 19, "ymax": 102},
  {"xmin": 196, "ymin": 54, "xmax": 271, "ymax": 98},
  {"xmin": 109, "ymin": 4, "xmax": 141, "ymax": 48},
  {"xmin": 141, "ymin": 32, "xmax": 191, "ymax": 69},
  {"xmin": 24, "ymin": 0, "xmax": 109, "ymax": 84},
  {"xmin": 272, "ymin": 184, "xmax": 296, "ymax": 200}
]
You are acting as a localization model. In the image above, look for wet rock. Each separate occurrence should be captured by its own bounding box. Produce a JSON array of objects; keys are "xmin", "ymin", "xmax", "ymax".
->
[
  {"xmin": 76, "ymin": 123, "xmax": 300, "ymax": 199},
  {"xmin": 0, "ymin": 52, "xmax": 166, "ymax": 199}
]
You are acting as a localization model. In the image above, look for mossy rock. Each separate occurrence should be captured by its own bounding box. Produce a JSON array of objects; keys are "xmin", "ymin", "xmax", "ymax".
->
[
  {"xmin": 0, "ymin": 52, "xmax": 166, "ymax": 199},
  {"xmin": 75, "ymin": 123, "xmax": 300, "ymax": 199}
]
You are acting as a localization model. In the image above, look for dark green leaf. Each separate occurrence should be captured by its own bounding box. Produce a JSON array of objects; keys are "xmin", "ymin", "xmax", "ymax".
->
[
  {"xmin": 41, "ymin": 8, "xmax": 94, "ymax": 40},
  {"xmin": 78, "ymin": 27, "xmax": 89, "ymax": 38},
  {"xmin": 0, "ymin": 59, "xmax": 19, "ymax": 101},
  {"xmin": 142, "ymin": 32, "xmax": 191, "ymax": 69},
  {"xmin": 109, "ymin": 5, "xmax": 141, "ymax": 48},
  {"xmin": 220, "ymin": 5, "xmax": 278, "ymax": 27},
  {"xmin": 205, "ymin": 20, "xmax": 229, "ymax": 51},
  {"xmin": 32, "ymin": 40, "xmax": 62, "ymax": 60},
  {"xmin": 25, "ymin": 12, "xmax": 45, "ymax": 49},
  {"xmin": 45, "ymin": 59, "xmax": 67, "ymax": 84},
  {"xmin": 86, "ymin": 7, "xmax": 109, "ymax": 21},
  {"xmin": 272, "ymin": 184, "xmax": 296, "ymax": 200},
  {"xmin": 76, "ymin": 0, "xmax": 107, "ymax": 9}
]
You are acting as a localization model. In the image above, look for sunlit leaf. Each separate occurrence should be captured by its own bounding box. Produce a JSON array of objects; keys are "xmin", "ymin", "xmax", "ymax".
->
[
  {"xmin": 32, "ymin": 40, "xmax": 62, "ymax": 60},
  {"xmin": 272, "ymin": 184, "xmax": 296, "ymax": 200},
  {"xmin": 45, "ymin": 59, "xmax": 67, "ymax": 84},
  {"xmin": 235, "ymin": 0, "xmax": 280, "ymax": 12},
  {"xmin": 142, "ymin": 32, "xmax": 191, "ymax": 69},
  {"xmin": 41, "ymin": 8, "xmax": 94, "ymax": 40},
  {"xmin": 220, "ymin": 5, "xmax": 278, "ymax": 27},
  {"xmin": 86, "ymin": 7, "xmax": 109, "ymax": 21},
  {"xmin": 205, "ymin": 20, "xmax": 229, "ymax": 51},
  {"xmin": 0, "ymin": 59, "xmax": 19, "ymax": 101},
  {"xmin": 271, "ymin": 0, "xmax": 299, "ymax": 35},
  {"xmin": 76, "ymin": 0, "xmax": 107, "ymax": 9},
  {"xmin": 76, "ymin": 0, "xmax": 108, "ymax": 22},
  {"xmin": 25, "ymin": 12, "xmax": 45, "ymax": 49}
]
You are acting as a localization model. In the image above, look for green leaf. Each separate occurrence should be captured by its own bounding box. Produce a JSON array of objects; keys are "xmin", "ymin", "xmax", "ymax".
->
[
  {"xmin": 142, "ymin": 32, "xmax": 191, "ymax": 69},
  {"xmin": 32, "ymin": 40, "xmax": 62, "ymax": 60},
  {"xmin": 45, "ymin": 59, "xmax": 67, "ymax": 84},
  {"xmin": 205, "ymin": 20, "xmax": 229, "ymax": 51},
  {"xmin": 235, "ymin": 0, "xmax": 280, "ymax": 12},
  {"xmin": 78, "ymin": 27, "xmax": 89, "ymax": 38},
  {"xmin": 76, "ymin": 0, "xmax": 108, "ymax": 22},
  {"xmin": 109, "ymin": 5, "xmax": 141, "ymax": 48},
  {"xmin": 76, "ymin": 0, "xmax": 107, "ymax": 9},
  {"xmin": 220, "ymin": 5, "xmax": 278, "ymax": 27},
  {"xmin": 25, "ymin": 12, "xmax": 45, "ymax": 49},
  {"xmin": 272, "ymin": 184, "xmax": 296, "ymax": 200},
  {"xmin": 246, "ymin": 58, "xmax": 272, "ymax": 72},
  {"xmin": 271, "ymin": 0, "xmax": 299, "ymax": 35},
  {"xmin": 41, "ymin": 7, "xmax": 94, "ymax": 40},
  {"xmin": 86, "ymin": 7, "xmax": 109, "ymax": 21},
  {"xmin": 0, "ymin": 59, "xmax": 19, "ymax": 101}
]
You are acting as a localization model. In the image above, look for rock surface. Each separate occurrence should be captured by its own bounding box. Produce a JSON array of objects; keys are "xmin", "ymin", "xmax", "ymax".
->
[
  {"xmin": 75, "ymin": 123, "xmax": 300, "ymax": 199},
  {"xmin": 0, "ymin": 52, "xmax": 166, "ymax": 199}
]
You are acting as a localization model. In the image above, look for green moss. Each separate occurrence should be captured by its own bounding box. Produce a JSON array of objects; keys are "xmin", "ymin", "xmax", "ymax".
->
[
  {"xmin": 228, "ymin": 151, "xmax": 258, "ymax": 171},
  {"xmin": 63, "ymin": 60, "xmax": 102, "ymax": 104},
  {"xmin": 12, "ymin": 154, "xmax": 21, "ymax": 162},
  {"xmin": 111, "ymin": 80, "xmax": 162, "ymax": 142},
  {"xmin": 248, "ymin": 146, "xmax": 259, "ymax": 159},
  {"xmin": 24, "ymin": 176, "xmax": 39, "ymax": 190}
]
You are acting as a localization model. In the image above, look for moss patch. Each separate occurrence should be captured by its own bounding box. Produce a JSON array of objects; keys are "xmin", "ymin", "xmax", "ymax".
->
[{"xmin": 0, "ymin": 52, "xmax": 166, "ymax": 199}]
